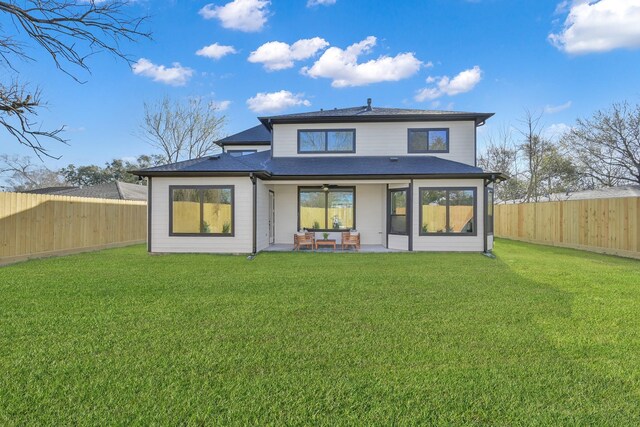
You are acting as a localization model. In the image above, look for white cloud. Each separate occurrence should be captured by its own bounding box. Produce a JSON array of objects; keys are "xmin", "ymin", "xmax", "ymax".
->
[
  {"xmin": 549, "ymin": 0, "xmax": 640, "ymax": 54},
  {"xmin": 248, "ymin": 37, "xmax": 329, "ymax": 71},
  {"xmin": 415, "ymin": 66, "xmax": 482, "ymax": 101},
  {"xmin": 196, "ymin": 43, "xmax": 237, "ymax": 59},
  {"xmin": 301, "ymin": 36, "xmax": 423, "ymax": 88},
  {"xmin": 211, "ymin": 100, "xmax": 232, "ymax": 111},
  {"xmin": 132, "ymin": 58, "xmax": 194, "ymax": 86},
  {"xmin": 246, "ymin": 90, "xmax": 310, "ymax": 113},
  {"xmin": 199, "ymin": 0, "xmax": 270, "ymax": 32},
  {"xmin": 307, "ymin": 0, "xmax": 336, "ymax": 6},
  {"xmin": 544, "ymin": 101, "xmax": 572, "ymax": 114},
  {"xmin": 544, "ymin": 123, "xmax": 572, "ymax": 140}
]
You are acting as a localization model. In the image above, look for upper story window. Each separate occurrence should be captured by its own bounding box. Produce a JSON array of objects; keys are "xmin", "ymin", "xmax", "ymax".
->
[
  {"xmin": 408, "ymin": 128, "xmax": 449, "ymax": 153},
  {"xmin": 298, "ymin": 129, "xmax": 356, "ymax": 153}
]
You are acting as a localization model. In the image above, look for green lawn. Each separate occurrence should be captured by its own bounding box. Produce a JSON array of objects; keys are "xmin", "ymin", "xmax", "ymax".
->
[{"xmin": 1, "ymin": 240, "xmax": 639, "ymax": 425}]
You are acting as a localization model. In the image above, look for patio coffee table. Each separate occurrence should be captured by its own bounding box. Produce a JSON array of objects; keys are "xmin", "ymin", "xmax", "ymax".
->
[{"xmin": 315, "ymin": 239, "xmax": 337, "ymax": 251}]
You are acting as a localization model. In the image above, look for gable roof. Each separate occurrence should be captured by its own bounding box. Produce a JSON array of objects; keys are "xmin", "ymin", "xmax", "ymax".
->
[
  {"xmin": 133, "ymin": 150, "xmax": 506, "ymax": 181},
  {"xmin": 259, "ymin": 103, "xmax": 494, "ymax": 128},
  {"xmin": 216, "ymin": 124, "xmax": 271, "ymax": 146}
]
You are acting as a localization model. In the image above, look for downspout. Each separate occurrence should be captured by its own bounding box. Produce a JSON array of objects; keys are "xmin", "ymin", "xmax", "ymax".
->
[
  {"xmin": 483, "ymin": 178, "xmax": 488, "ymax": 254},
  {"xmin": 408, "ymin": 179, "xmax": 414, "ymax": 252},
  {"xmin": 250, "ymin": 173, "xmax": 257, "ymax": 255},
  {"xmin": 147, "ymin": 177, "xmax": 152, "ymax": 253}
]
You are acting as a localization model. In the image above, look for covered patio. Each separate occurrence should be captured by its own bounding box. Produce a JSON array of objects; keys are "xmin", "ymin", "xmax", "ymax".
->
[{"xmin": 263, "ymin": 244, "xmax": 405, "ymax": 253}]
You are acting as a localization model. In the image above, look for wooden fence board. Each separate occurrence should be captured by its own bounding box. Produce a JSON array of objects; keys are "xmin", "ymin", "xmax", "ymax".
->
[
  {"xmin": 0, "ymin": 192, "xmax": 146, "ymax": 264},
  {"xmin": 495, "ymin": 197, "xmax": 640, "ymax": 260}
]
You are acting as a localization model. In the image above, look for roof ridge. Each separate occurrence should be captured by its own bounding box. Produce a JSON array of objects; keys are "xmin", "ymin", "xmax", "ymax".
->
[{"xmin": 114, "ymin": 181, "xmax": 124, "ymax": 199}]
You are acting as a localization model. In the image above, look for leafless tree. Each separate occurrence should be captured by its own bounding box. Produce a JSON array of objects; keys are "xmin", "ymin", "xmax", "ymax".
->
[
  {"xmin": 479, "ymin": 125, "xmax": 526, "ymax": 201},
  {"xmin": 0, "ymin": 154, "xmax": 66, "ymax": 190},
  {"xmin": 561, "ymin": 101, "xmax": 640, "ymax": 186},
  {"xmin": 0, "ymin": 0, "xmax": 150, "ymax": 157},
  {"xmin": 517, "ymin": 109, "xmax": 551, "ymax": 202},
  {"xmin": 139, "ymin": 97, "xmax": 227, "ymax": 164}
]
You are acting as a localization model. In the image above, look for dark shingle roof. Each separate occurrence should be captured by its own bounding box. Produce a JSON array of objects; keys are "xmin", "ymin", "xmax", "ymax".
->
[
  {"xmin": 133, "ymin": 150, "xmax": 502, "ymax": 179},
  {"xmin": 24, "ymin": 182, "xmax": 147, "ymax": 200},
  {"xmin": 216, "ymin": 124, "xmax": 271, "ymax": 146},
  {"xmin": 259, "ymin": 104, "xmax": 493, "ymax": 127},
  {"xmin": 24, "ymin": 186, "xmax": 78, "ymax": 194}
]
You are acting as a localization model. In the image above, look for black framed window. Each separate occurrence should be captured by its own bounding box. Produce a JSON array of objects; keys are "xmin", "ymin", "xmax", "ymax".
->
[
  {"xmin": 298, "ymin": 129, "xmax": 356, "ymax": 153},
  {"xmin": 408, "ymin": 128, "xmax": 449, "ymax": 153},
  {"xmin": 169, "ymin": 185, "xmax": 234, "ymax": 236},
  {"xmin": 419, "ymin": 187, "xmax": 476, "ymax": 235},
  {"xmin": 298, "ymin": 187, "xmax": 355, "ymax": 231},
  {"xmin": 486, "ymin": 188, "xmax": 494, "ymax": 235},
  {"xmin": 389, "ymin": 188, "xmax": 408, "ymax": 235},
  {"xmin": 227, "ymin": 149, "xmax": 257, "ymax": 157}
]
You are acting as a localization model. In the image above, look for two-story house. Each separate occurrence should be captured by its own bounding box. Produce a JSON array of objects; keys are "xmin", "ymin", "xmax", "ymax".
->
[{"xmin": 133, "ymin": 99, "xmax": 506, "ymax": 254}]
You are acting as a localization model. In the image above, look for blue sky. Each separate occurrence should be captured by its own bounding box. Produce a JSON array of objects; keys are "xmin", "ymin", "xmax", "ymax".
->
[{"xmin": 7, "ymin": 0, "xmax": 640, "ymax": 169}]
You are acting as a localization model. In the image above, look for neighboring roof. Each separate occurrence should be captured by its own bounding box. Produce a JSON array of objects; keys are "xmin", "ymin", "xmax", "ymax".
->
[
  {"xmin": 499, "ymin": 185, "xmax": 640, "ymax": 204},
  {"xmin": 216, "ymin": 124, "xmax": 271, "ymax": 146},
  {"xmin": 24, "ymin": 186, "xmax": 77, "ymax": 194},
  {"xmin": 133, "ymin": 150, "xmax": 506, "ymax": 181},
  {"xmin": 259, "ymin": 102, "xmax": 494, "ymax": 127},
  {"xmin": 114, "ymin": 182, "xmax": 148, "ymax": 200},
  {"xmin": 23, "ymin": 182, "xmax": 147, "ymax": 201}
]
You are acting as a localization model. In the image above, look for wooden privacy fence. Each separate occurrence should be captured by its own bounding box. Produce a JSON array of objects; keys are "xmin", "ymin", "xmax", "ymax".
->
[
  {"xmin": 0, "ymin": 192, "xmax": 147, "ymax": 264},
  {"xmin": 495, "ymin": 197, "xmax": 640, "ymax": 259}
]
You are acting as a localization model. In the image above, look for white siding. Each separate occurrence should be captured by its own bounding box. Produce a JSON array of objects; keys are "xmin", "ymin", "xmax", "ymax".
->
[
  {"xmin": 273, "ymin": 185, "xmax": 297, "ymax": 245},
  {"xmin": 272, "ymin": 184, "xmax": 385, "ymax": 245},
  {"xmin": 272, "ymin": 121, "xmax": 476, "ymax": 165},
  {"xmin": 223, "ymin": 144, "xmax": 270, "ymax": 153},
  {"xmin": 388, "ymin": 234, "xmax": 408, "ymax": 250},
  {"xmin": 412, "ymin": 178, "xmax": 485, "ymax": 252},
  {"xmin": 150, "ymin": 176, "xmax": 253, "ymax": 254},
  {"xmin": 256, "ymin": 179, "xmax": 270, "ymax": 251}
]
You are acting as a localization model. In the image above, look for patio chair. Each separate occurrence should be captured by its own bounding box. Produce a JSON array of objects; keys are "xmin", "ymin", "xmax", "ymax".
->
[
  {"xmin": 341, "ymin": 231, "xmax": 360, "ymax": 251},
  {"xmin": 294, "ymin": 232, "xmax": 315, "ymax": 251}
]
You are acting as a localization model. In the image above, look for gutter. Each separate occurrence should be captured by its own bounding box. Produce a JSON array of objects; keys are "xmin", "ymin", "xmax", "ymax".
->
[{"xmin": 258, "ymin": 113, "xmax": 495, "ymax": 129}]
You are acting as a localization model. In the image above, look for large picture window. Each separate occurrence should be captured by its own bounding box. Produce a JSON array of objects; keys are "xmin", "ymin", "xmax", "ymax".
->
[
  {"xmin": 408, "ymin": 128, "xmax": 449, "ymax": 153},
  {"xmin": 389, "ymin": 188, "xmax": 408, "ymax": 235},
  {"xmin": 419, "ymin": 187, "xmax": 476, "ymax": 235},
  {"xmin": 170, "ymin": 185, "xmax": 234, "ymax": 236},
  {"xmin": 298, "ymin": 129, "xmax": 356, "ymax": 153},
  {"xmin": 299, "ymin": 187, "xmax": 355, "ymax": 231}
]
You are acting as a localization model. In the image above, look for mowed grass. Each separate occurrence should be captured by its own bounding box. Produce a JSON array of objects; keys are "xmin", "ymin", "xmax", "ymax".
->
[{"xmin": 1, "ymin": 240, "xmax": 639, "ymax": 425}]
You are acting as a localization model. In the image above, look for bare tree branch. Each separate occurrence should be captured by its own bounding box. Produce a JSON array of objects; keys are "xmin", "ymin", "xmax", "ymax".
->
[
  {"xmin": 0, "ymin": 0, "xmax": 150, "ymax": 157},
  {"xmin": 562, "ymin": 101, "xmax": 640, "ymax": 186},
  {"xmin": 139, "ymin": 97, "xmax": 227, "ymax": 164}
]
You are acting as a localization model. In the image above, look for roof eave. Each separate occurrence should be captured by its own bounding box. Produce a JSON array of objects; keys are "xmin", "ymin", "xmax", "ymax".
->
[
  {"xmin": 131, "ymin": 170, "xmax": 272, "ymax": 179},
  {"xmin": 219, "ymin": 141, "xmax": 271, "ymax": 147},
  {"xmin": 259, "ymin": 113, "xmax": 494, "ymax": 127}
]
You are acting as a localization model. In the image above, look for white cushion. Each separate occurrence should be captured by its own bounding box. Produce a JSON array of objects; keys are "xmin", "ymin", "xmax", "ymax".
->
[{"xmin": 350, "ymin": 232, "xmax": 360, "ymax": 237}]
